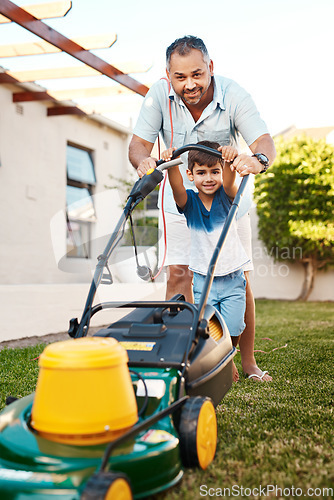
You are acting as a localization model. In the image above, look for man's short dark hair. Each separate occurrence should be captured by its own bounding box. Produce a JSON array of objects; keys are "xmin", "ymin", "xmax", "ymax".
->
[
  {"xmin": 188, "ymin": 140, "xmax": 223, "ymax": 173},
  {"xmin": 166, "ymin": 35, "xmax": 210, "ymax": 70}
]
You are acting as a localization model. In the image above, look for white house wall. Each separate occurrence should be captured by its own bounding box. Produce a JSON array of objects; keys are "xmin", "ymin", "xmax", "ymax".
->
[
  {"xmin": 0, "ymin": 83, "xmax": 168, "ymax": 341},
  {"xmin": 0, "ymin": 84, "xmax": 130, "ymax": 285},
  {"xmin": 250, "ymin": 206, "xmax": 334, "ymax": 302}
]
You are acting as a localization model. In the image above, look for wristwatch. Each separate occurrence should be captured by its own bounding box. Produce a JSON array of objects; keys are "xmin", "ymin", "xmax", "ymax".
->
[{"xmin": 252, "ymin": 153, "xmax": 269, "ymax": 173}]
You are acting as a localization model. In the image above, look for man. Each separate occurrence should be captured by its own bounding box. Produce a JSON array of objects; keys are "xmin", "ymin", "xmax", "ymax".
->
[{"xmin": 129, "ymin": 35, "xmax": 276, "ymax": 382}]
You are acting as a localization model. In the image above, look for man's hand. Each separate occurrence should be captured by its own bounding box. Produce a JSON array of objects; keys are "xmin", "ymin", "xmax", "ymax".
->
[
  {"xmin": 231, "ymin": 154, "xmax": 263, "ymax": 176},
  {"xmin": 129, "ymin": 135, "xmax": 156, "ymax": 178},
  {"xmin": 137, "ymin": 156, "xmax": 158, "ymax": 178}
]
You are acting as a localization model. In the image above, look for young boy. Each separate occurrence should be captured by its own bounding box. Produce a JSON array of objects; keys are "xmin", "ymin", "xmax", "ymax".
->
[{"xmin": 162, "ymin": 140, "xmax": 249, "ymax": 347}]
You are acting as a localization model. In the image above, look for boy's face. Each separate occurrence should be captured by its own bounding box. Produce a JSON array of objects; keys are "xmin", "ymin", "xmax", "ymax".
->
[{"xmin": 187, "ymin": 162, "xmax": 223, "ymax": 195}]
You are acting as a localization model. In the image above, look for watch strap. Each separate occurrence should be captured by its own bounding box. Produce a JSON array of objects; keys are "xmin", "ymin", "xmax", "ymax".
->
[{"xmin": 252, "ymin": 153, "xmax": 269, "ymax": 173}]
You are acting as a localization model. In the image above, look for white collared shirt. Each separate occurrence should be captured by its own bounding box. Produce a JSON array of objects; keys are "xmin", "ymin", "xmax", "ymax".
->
[{"xmin": 133, "ymin": 75, "xmax": 268, "ymax": 216}]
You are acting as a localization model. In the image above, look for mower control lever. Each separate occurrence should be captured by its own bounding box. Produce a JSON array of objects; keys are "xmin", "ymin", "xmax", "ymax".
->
[
  {"xmin": 127, "ymin": 168, "xmax": 163, "ymax": 202},
  {"xmin": 156, "ymin": 157, "xmax": 183, "ymax": 171},
  {"xmin": 128, "ymin": 169, "xmax": 163, "ymax": 202},
  {"xmin": 128, "ymin": 158, "xmax": 183, "ymax": 203}
]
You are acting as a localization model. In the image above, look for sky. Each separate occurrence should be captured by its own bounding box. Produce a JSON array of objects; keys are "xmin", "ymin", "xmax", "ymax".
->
[{"xmin": 1, "ymin": 0, "xmax": 334, "ymax": 134}]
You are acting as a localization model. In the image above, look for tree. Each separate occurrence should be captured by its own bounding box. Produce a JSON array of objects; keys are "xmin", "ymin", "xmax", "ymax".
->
[{"xmin": 254, "ymin": 135, "xmax": 334, "ymax": 300}]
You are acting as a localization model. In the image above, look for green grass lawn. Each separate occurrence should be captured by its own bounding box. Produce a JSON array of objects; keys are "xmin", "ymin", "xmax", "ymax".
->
[{"xmin": 0, "ymin": 300, "xmax": 333, "ymax": 499}]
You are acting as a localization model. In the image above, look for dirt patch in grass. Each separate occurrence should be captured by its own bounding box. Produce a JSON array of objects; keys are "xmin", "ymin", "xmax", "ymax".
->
[{"xmin": 0, "ymin": 328, "xmax": 103, "ymax": 351}]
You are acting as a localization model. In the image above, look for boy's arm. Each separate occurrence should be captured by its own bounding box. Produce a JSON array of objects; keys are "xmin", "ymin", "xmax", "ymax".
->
[
  {"xmin": 219, "ymin": 145, "xmax": 238, "ymax": 199},
  {"xmin": 167, "ymin": 166, "xmax": 188, "ymax": 210},
  {"xmin": 223, "ymin": 163, "xmax": 238, "ymax": 199}
]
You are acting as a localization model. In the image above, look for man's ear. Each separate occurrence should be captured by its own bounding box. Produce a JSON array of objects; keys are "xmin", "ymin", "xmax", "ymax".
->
[
  {"xmin": 186, "ymin": 169, "xmax": 194, "ymax": 181},
  {"xmin": 209, "ymin": 59, "xmax": 214, "ymax": 76},
  {"xmin": 166, "ymin": 68, "xmax": 170, "ymax": 80}
]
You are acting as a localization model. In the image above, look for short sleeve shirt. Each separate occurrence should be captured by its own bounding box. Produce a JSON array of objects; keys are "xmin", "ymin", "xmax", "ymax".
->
[
  {"xmin": 178, "ymin": 187, "xmax": 250, "ymax": 276},
  {"xmin": 133, "ymin": 75, "xmax": 269, "ymax": 216}
]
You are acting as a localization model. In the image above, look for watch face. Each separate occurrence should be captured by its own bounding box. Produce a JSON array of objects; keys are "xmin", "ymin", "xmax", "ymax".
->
[
  {"xmin": 252, "ymin": 153, "xmax": 269, "ymax": 173},
  {"xmin": 257, "ymin": 153, "xmax": 269, "ymax": 165}
]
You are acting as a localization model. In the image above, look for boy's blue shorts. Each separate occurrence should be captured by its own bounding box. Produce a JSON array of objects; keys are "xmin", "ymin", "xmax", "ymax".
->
[{"xmin": 193, "ymin": 269, "xmax": 246, "ymax": 337}]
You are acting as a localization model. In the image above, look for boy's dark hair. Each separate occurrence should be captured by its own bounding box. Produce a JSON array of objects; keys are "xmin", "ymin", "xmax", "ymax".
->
[
  {"xmin": 188, "ymin": 140, "xmax": 223, "ymax": 173},
  {"xmin": 166, "ymin": 35, "xmax": 210, "ymax": 70}
]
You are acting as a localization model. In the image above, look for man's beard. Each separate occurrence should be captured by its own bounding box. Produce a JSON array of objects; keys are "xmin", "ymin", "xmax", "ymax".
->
[
  {"xmin": 180, "ymin": 78, "xmax": 211, "ymax": 105},
  {"xmin": 182, "ymin": 87, "xmax": 204, "ymax": 105}
]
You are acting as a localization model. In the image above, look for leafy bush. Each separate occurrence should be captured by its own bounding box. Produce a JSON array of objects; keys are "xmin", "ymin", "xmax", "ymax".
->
[{"xmin": 254, "ymin": 135, "xmax": 334, "ymax": 299}]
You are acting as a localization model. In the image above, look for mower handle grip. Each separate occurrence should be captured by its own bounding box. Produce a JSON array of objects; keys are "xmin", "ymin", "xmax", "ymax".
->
[
  {"xmin": 156, "ymin": 143, "xmax": 222, "ymax": 170},
  {"xmin": 171, "ymin": 143, "xmax": 223, "ymax": 159},
  {"xmin": 156, "ymin": 157, "xmax": 183, "ymax": 171}
]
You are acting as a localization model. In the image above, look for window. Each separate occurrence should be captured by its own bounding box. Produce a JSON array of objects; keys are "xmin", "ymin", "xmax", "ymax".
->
[
  {"xmin": 145, "ymin": 188, "xmax": 158, "ymax": 211},
  {"xmin": 66, "ymin": 144, "xmax": 96, "ymax": 258}
]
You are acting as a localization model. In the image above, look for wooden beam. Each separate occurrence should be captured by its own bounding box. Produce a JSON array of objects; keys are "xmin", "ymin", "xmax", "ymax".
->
[
  {"xmin": 12, "ymin": 82, "xmax": 153, "ymax": 103},
  {"xmin": 9, "ymin": 66, "xmax": 101, "ymax": 81},
  {"xmin": 0, "ymin": 71, "xmax": 17, "ymax": 83},
  {"xmin": 0, "ymin": 1, "xmax": 72, "ymax": 23},
  {"xmin": 7, "ymin": 61, "xmax": 151, "ymax": 82},
  {"xmin": 0, "ymin": 0, "xmax": 149, "ymax": 97},
  {"xmin": 0, "ymin": 34, "xmax": 117, "ymax": 57},
  {"xmin": 47, "ymin": 106, "xmax": 86, "ymax": 116},
  {"xmin": 79, "ymin": 100, "xmax": 142, "ymax": 114},
  {"xmin": 12, "ymin": 90, "xmax": 55, "ymax": 102},
  {"xmin": 49, "ymin": 85, "xmax": 135, "ymax": 100},
  {"xmin": 0, "ymin": 71, "xmax": 88, "ymax": 115}
]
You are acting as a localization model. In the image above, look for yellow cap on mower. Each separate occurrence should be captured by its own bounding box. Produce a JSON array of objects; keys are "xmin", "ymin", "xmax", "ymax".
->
[{"xmin": 31, "ymin": 337, "xmax": 138, "ymax": 445}]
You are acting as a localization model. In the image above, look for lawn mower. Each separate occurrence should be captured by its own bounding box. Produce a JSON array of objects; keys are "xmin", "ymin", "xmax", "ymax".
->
[{"xmin": 0, "ymin": 144, "xmax": 249, "ymax": 499}]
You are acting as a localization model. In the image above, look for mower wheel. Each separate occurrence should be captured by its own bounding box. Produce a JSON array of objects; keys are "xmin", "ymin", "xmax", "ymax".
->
[
  {"xmin": 178, "ymin": 396, "xmax": 217, "ymax": 470},
  {"xmin": 80, "ymin": 471, "xmax": 133, "ymax": 500}
]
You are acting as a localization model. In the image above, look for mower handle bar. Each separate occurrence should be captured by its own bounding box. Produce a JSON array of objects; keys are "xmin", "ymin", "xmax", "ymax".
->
[
  {"xmin": 127, "ymin": 144, "xmax": 223, "ymax": 204},
  {"xmin": 156, "ymin": 157, "xmax": 183, "ymax": 171},
  {"xmin": 128, "ymin": 143, "xmax": 224, "ymax": 202},
  {"xmin": 155, "ymin": 143, "xmax": 223, "ymax": 169}
]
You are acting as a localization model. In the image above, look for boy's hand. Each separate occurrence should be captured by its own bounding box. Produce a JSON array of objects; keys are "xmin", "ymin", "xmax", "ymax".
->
[
  {"xmin": 218, "ymin": 145, "xmax": 238, "ymax": 163},
  {"xmin": 161, "ymin": 147, "xmax": 177, "ymax": 161}
]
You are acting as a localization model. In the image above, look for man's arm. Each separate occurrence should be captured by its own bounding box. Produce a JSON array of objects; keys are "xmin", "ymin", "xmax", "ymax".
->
[
  {"xmin": 249, "ymin": 133, "xmax": 276, "ymax": 166},
  {"xmin": 231, "ymin": 133, "xmax": 276, "ymax": 176},
  {"xmin": 167, "ymin": 166, "xmax": 188, "ymax": 210},
  {"xmin": 128, "ymin": 135, "xmax": 156, "ymax": 178}
]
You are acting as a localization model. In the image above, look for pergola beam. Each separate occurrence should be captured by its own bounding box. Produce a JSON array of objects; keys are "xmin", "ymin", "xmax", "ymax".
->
[
  {"xmin": 47, "ymin": 106, "xmax": 86, "ymax": 116},
  {"xmin": 0, "ymin": 0, "xmax": 149, "ymax": 97},
  {"xmin": 49, "ymin": 85, "xmax": 135, "ymax": 99},
  {"xmin": 0, "ymin": 0, "xmax": 72, "ymax": 23},
  {"xmin": 12, "ymin": 90, "xmax": 55, "ymax": 102},
  {"xmin": 7, "ymin": 61, "xmax": 151, "ymax": 82},
  {"xmin": 79, "ymin": 100, "xmax": 140, "ymax": 114},
  {"xmin": 12, "ymin": 82, "xmax": 149, "ymax": 103},
  {"xmin": 0, "ymin": 71, "xmax": 17, "ymax": 83},
  {"xmin": 0, "ymin": 34, "xmax": 117, "ymax": 57},
  {"xmin": 0, "ymin": 70, "xmax": 87, "ymax": 116}
]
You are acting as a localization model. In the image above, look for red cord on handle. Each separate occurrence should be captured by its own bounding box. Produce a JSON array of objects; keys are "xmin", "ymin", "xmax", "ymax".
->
[{"xmin": 152, "ymin": 78, "xmax": 174, "ymax": 281}]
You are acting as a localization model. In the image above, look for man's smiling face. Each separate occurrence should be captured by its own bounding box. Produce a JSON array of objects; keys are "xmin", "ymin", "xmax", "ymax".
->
[{"xmin": 167, "ymin": 48, "xmax": 213, "ymax": 106}]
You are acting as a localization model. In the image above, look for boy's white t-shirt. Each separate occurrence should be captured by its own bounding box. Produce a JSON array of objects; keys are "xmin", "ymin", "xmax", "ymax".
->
[{"xmin": 178, "ymin": 187, "xmax": 250, "ymax": 276}]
